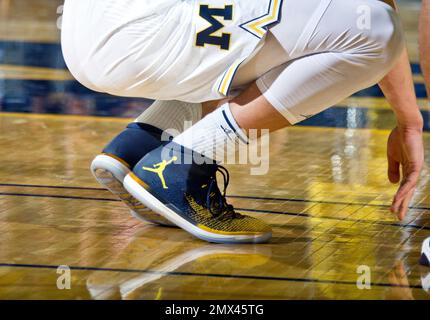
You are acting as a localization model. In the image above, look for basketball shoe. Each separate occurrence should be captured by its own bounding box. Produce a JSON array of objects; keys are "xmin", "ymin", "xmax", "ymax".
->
[
  {"xmin": 123, "ymin": 142, "xmax": 272, "ymax": 244},
  {"xmin": 91, "ymin": 122, "xmax": 174, "ymax": 226},
  {"xmin": 420, "ymin": 237, "xmax": 430, "ymax": 267}
]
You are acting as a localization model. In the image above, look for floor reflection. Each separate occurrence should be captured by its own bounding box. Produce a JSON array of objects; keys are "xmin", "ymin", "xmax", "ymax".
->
[
  {"xmin": 86, "ymin": 227, "xmax": 274, "ymax": 300},
  {"xmin": 385, "ymin": 261, "xmax": 430, "ymax": 300}
]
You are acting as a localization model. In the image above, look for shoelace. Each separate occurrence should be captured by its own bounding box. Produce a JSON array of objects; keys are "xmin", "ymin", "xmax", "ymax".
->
[{"xmin": 206, "ymin": 165, "xmax": 238, "ymax": 219}]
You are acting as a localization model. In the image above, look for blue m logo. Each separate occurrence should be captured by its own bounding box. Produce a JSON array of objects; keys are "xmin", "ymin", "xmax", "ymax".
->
[{"xmin": 196, "ymin": 5, "xmax": 233, "ymax": 50}]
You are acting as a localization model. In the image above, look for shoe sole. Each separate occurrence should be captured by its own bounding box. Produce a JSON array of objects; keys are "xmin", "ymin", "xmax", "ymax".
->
[
  {"xmin": 422, "ymin": 271, "xmax": 430, "ymax": 293},
  {"xmin": 91, "ymin": 154, "xmax": 175, "ymax": 227},
  {"xmin": 123, "ymin": 173, "xmax": 272, "ymax": 244}
]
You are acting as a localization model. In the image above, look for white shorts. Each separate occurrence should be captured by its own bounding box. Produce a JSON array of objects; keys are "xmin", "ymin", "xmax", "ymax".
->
[{"xmin": 61, "ymin": 0, "xmax": 282, "ymax": 103}]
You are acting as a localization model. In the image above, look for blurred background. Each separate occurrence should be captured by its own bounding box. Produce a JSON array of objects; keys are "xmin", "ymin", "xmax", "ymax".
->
[
  {"xmin": 0, "ymin": 0, "xmax": 153, "ymax": 118},
  {"xmin": 0, "ymin": 0, "xmax": 428, "ymax": 128}
]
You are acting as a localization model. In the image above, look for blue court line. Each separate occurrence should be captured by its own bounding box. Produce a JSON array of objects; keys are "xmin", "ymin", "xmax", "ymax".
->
[
  {"xmin": 299, "ymin": 105, "xmax": 430, "ymax": 130},
  {"xmin": 0, "ymin": 79, "xmax": 153, "ymax": 117},
  {"xmin": 0, "ymin": 40, "xmax": 423, "ymax": 73},
  {"xmin": 412, "ymin": 63, "xmax": 423, "ymax": 75},
  {"xmin": 0, "ymin": 262, "xmax": 423, "ymax": 289},
  {"xmin": 1, "ymin": 191, "xmax": 429, "ymax": 231},
  {"xmin": 2, "ymin": 78, "xmax": 427, "ymax": 101},
  {"xmin": 0, "ymin": 78, "xmax": 428, "ymax": 130},
  {"xmin": 0, "ymin": 41, "xmax": 67, "ymax": 69},
  {"xmin": 353, "ymin": 83, "xmax": 428, "ymax": 98}
]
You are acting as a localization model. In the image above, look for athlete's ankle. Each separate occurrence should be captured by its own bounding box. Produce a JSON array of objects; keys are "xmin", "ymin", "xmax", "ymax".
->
[{"xmin": 102, "ymin": 123, "xmax": 168, "ymax": 168}]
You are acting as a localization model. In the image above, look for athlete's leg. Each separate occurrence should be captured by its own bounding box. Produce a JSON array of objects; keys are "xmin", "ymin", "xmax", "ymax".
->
[
  {"xmin": 175, "ymin": 0, "xmax": 404, "ymax": 160},
  {"xmin": 232, "ymin": 33, "xmax": 289, "ymax": 88},
  {"xmin": 134, "ymin": 101, "xmax": 202, "ymax": 138},
  {"xmin": 123, "ymin": 0, "xmax": 404, "ymax": 243},
  {"xmin": 420, "ymin": 0, "xmax": 430, "ymax": 97}
]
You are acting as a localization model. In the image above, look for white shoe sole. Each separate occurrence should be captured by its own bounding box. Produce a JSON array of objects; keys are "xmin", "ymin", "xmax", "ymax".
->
[
  {"xmin": 123, "ymin": 173, "xmax": 272, "ymax": 244},
  {"xmin": 91, "ymin": 154, "xmax": 175, "ymax": 227}
]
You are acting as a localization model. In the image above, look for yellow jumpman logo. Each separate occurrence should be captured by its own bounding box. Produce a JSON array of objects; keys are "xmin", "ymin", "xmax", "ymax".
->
[{"xmin": 142, "ymin": 156, "xmax": 178, "ymax": 189}]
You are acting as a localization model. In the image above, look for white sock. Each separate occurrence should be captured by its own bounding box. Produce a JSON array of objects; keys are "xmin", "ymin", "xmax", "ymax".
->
[
  {"xmin": 135, "ymin": 100, "xmax": 202, "ymax": 137},
  {"xmin": 173, "ymin": 103, "xmax": 249, "ymax": 162}
]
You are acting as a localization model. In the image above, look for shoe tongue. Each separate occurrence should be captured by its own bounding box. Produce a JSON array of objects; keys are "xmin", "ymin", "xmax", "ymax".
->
[
  {"xmin": 186, "ymin": 163, "xmax": 222, "ymax": 208},
  {"xmin": 188, "ymin": 159, "xmax": 218, "ymax": 180}
]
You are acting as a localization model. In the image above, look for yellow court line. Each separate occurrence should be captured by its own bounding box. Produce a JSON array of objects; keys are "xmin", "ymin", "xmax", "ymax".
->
[
  {"xmin": 3, "ymin": 111, "xmax": 430, "ymax": 136},
  {"xmin": 341, "ymin": 97, "xmax": 430, "ymax": 111},
  {"xmin": 4, "ymin": 112, "xmax": 429, "ymax": 136},
  {"xmin": 0, "ymin": 35, "xmax": 59, "ymax": 44},
  {"xmin": 0, "ymin": 22, "xmax": 60, "ymax": 44},
  {"xmin": 0, "ymin": 64, "xmax": 73, "ymax": 81},
  {"xmin": 290, "ymin": 125, "xmax": 430, "ymax": 136},
  {"xmin": 0, "ymin": 112, "xmax": 132, "ymax": 123},
  {"xmin": 413, "ymin": 74, "xmax": 424, "ymax": 83}
]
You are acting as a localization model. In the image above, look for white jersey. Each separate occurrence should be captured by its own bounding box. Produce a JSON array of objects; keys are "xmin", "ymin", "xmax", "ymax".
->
[{"xmin": 61, "ymin": 0, "xmax": 282, "ymax": 102}]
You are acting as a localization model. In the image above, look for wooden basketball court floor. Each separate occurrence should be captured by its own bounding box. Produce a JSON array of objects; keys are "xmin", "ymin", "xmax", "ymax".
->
[{"xmin": 0, "ymin": 0, "xmax": 430, "ymax": 300}]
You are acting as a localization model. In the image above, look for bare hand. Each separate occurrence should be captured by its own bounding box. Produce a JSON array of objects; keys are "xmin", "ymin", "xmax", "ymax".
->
[{"xmin": 387, "ymin": 126, "xmax": 424, "ymax": 220}]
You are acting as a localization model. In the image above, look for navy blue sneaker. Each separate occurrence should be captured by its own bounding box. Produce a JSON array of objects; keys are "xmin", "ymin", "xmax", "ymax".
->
[
  {"xmin": 91, "ymin": 123, "xmax": 174, "ymax": 226},
  {"xmin": 123, "ymin": 143, "xmax": 272, "ymax": 244}
]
